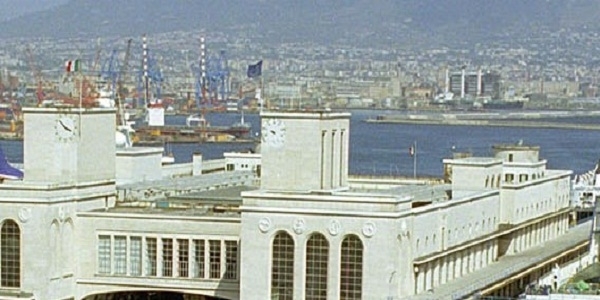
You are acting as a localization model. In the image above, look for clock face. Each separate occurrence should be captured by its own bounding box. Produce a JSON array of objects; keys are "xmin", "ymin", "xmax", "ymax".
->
[
  {"xmin": 55, "ymin": 116, "xmax": 76, "ymax": 141},
  {"xmin": 261, "ymin": 118, "xmax": 286, "ymax": 147}
]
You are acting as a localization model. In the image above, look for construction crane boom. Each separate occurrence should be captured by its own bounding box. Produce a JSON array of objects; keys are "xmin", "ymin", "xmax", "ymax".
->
[
  {"xmin": 25, "ymin": 46, "xmax": 43, "ymax": 106},
  {"xmin": 117, "ymin": 38, "xmax": 132, "ymax": 126},
  {"xmin": 91, "ymin": 37, "xmax": 102, "ymax": 74}
]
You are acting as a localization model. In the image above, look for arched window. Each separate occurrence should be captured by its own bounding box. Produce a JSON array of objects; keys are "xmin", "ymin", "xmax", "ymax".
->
[
  {"xmin": 305, "ymin": 233, "xmax": 329, "ymax": 300},
  {"xmin": 340, "ymin": 234, "xmax": 363, "ymax": 300},
  {"xmin": 1, "ymin": 220, "xmax": 20, "ymax": 287},
  {"xmin": 271, "ymin": 231, "xmax": 294, "ymax": 300}
]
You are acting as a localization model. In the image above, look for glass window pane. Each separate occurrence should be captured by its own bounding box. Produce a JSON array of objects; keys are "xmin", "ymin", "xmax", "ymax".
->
[
  {"xmin": 306, "ymin": 233, "xmax": 328, "ymax": 300},
  {"xmin": 194, "ymin": 239, "xmax": 205, "ymax": 278},
  {"xmin": 271, "ymin": 232, "xmax": 294, "ymax": 300},
  {"xmin": 1, "ymin": 221, "xmax": 20, "ymax": 288},
  {"xmin": 162, "ymin": 238, "xmax": 173, "ymax": 277},
  {"xmin": 178, "ymin": 239, "xmax": 189, "ymax": 278},
  {"xmin": 146, "ymin": 238, "xmax": 157, "ymax": 276},
  {"xmin": 209, "ymin": 240, "xmax": 221, "ymax": 279},
  {"xmin": 130, "ymin": 237, "xmax": 142, "ymax": 276},
  {"xmin": 224, "ymin": 240, "xmax": 238, "ymax": 280},
  {"xmin": 340, "ymin": 235, "xmax": 363, "ymax": 300},
  {"xmin": 98, "ymin": 235, "xmax": 111, "ymax": 275},
  {"xmin": 114, "ymin": 236, "xmax": 127, "ymax": 275}
]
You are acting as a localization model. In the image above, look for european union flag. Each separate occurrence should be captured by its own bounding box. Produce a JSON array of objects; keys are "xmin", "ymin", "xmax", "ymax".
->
[{"xmin": 247, "ymin": 60, "xmax": 263, "ymax": 78}]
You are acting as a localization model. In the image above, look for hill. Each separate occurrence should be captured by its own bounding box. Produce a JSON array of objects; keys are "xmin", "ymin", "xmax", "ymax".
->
[{"xmin": 0, "ymin": 0, "xmax": 598, "ymax": 47}]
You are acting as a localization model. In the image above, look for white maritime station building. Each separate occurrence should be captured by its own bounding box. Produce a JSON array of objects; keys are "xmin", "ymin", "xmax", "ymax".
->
[{"xmin": 0, "ymin": 107, "xmax": 591, "ymax": 300}]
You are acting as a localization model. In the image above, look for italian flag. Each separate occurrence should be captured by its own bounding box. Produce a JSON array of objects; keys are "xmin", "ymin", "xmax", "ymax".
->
[{"xmin": 65, "ymin": 59, "xmax": 81, "ymax": 72}]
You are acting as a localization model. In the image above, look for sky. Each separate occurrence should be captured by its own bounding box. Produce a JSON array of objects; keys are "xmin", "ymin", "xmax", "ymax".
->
[{"xmin": 0, "ymin": 0, "xmax": 68, "ymax": 21}]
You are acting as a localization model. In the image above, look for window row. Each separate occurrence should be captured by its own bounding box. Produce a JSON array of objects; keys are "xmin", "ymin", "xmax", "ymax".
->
[
  {"xmin": 416, "ymin": 217, "xmax": 499, "ymax": 254},
  {"xmin": 504, "ymin": 171, "xmax": 545, "ymax": 184},
  {"xmin": 484, "ymin": 174, "xmax": 501, "ymax": 188},
  {"xmin": 97, "ymin": 235, "xmax": 238, "ymax": 280},
  {"xmin": 271, "ymin": 232, "xmax": 363, "ymax": 300}
]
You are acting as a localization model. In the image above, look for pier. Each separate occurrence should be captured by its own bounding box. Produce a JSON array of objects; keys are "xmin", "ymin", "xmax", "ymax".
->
[{"xmin": 366, "ymin": 110, "xmax": 600, "ymax": 130}]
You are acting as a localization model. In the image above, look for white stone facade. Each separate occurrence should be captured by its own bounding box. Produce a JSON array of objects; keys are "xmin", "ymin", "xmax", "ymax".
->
[{"xmin": 0, "ymin": 108, "xmax": 579, "ymax": 300}]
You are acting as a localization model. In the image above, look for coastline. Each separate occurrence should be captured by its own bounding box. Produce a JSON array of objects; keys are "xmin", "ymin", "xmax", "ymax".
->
[
  {"xmin": 364, "ymin": 118, "xmax": 600, "ymax": 130},
  {"xmin": 365, "ymin": 109, "xmax": 600, "ymax": 130}
]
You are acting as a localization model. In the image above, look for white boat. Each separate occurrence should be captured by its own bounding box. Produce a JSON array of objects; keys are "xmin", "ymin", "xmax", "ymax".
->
[{"xmin": 571, "ymin": 161, "xmax": 600, "ymax": 210}]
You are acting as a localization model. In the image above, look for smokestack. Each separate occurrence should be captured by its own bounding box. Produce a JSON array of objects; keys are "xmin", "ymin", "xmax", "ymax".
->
[
  {"xmin": 477, "ymin": 69, "xmax": 482, "ymax": 96},
  {"xmin": 461, "ymin": 67, "xmax": 466, "ymax": 99},
  {"xmin": 142, "ymin": 34, "xmax": 149, "ymax": 105},
  {"xmin": 200, "ymin": 37, "xmax": 206, "ymax": 105},
  {"xmin": 445, "ymin": 67, "xmax": 449, "ymax": 94}
]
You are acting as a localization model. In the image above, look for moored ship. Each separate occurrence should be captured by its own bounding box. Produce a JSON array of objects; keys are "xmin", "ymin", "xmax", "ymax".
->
[
  {"xmin": 132, "ymin": 112, "xmax": 252, "ymax": 144},
  {"xmin": 482, "ymin": 100, "xmax": 525, "ymax": 110}
]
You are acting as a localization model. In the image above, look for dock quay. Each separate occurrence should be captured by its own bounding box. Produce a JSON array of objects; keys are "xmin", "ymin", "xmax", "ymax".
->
[{"xmin": 367, "ymin": 110, "xmax": 600, "ymax": 130}]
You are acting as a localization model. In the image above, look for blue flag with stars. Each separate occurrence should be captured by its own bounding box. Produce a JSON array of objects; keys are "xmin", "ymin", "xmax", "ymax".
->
[{"xmin": 247, "ymin": 60, "xmax": 263, "ymax": 78}]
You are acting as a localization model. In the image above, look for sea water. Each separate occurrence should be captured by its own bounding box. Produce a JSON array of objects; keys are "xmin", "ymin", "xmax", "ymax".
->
[{"xmin": 2, "ymin": 110, "xmax": 599, "ymax": 177}]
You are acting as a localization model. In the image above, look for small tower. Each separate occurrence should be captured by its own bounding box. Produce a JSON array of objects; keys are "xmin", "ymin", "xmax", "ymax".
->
[
  {"xmin": 260, "ymin": 110, "xmax": 350, "ymax": 192},
  {"xmin": 23, "ymin": 107, "xmax": 116, "ymax": 183},
  {"xmin": 0, "ymin": 107, "xmax": 117, "ymax": 299}
]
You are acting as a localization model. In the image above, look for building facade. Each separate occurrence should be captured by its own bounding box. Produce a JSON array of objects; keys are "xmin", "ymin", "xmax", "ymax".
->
[{"xmin": 0, "ymin": 107, "xmax": 583, "ymax": 300}]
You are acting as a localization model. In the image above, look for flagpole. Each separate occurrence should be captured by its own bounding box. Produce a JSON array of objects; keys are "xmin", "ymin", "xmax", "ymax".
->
[
  {"xmin": 413, "ymin": 140, "xmax": 417, "ymax": 179},
  {"xmin": 79, "ymin": 60, "xmax": 83, "ymax": 109},
  {"xmin": 78, "ymin": 59, "xmax": 83, "ymax": 137},
  {"xmin": 260, "ymin": 75, "xmax": 264, "ymax": 112}
]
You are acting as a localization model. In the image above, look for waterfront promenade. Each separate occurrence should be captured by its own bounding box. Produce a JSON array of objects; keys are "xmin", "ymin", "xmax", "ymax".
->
[{"xmin": 408, "ymin": 222, "xmax": 591, "ymax": 300}]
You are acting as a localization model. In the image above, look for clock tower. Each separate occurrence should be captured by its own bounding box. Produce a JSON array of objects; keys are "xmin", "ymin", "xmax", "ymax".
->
[
  {"xmin": 260, "ymin": 110, "xmax": 350, "ymax": 192},
  {"xmin": 0, "ymin": 107, "xmax": 117, "ymax": 299},
  {"xmin": 23, "ymin": 107, "xmax": 116, "ymax": 184}
]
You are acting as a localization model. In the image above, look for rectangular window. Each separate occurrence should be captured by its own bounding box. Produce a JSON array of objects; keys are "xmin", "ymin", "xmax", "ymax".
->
[
  {"xmin": 162, "ymin": 238, "xmax": 173, "ymax": 277},
  {"xmin": 505, "ymin": 173, "xmax": 514, "ymax": 183},
  {"xmin": 519, "ymin": 174, "xmax": 528, "ymax": 182},
  {"xmin": 194, "ymin": 239, "xmax": 205, "ymax": 278},
  {"xmin": 224, "ymin": 240, "xmax": 238, "ymax": 280},
  {"xmin": 98, "ymin": 235, "xmax": 111, "ymax": 274},
  {"xmin": 178, "ymin": 239, "xmax": 189, "ymax": 278},
  {"xmin": 209, "ymin": 240, "xmax": 221, "ymax": 279},
  {"xmin": 146, "ymin": 238, "xmax": 157, "ymax": 276},
  {"xmin": 114, "ymin": 236, "xmax": 127, "ymax": 275},
  {"xmin": 130, "ymin": 237, "xmax": 142, "ymax": 276}
]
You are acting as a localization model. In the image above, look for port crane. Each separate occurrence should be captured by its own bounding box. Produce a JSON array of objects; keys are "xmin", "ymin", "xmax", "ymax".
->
[
  {"xmin": 191, "ymin": 44, "xmax": 230, "ymax": 109},
  {"xmin": 25, "ymin": 46, "xmax": 44, "ymax": 106},
  {"xmin": 117, "ymin": 39, "xmax": 132, "ymax": 127},
  {"xmin": 100, "ymin": 49, "xmax": 120, "ymax": 99},
  {"xmin": 205, "ymin": 50, "xmax": 229, "ymax": 102}
]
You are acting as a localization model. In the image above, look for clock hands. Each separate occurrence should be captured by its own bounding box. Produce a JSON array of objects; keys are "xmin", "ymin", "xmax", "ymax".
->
[{"xmin": 59, "ymin": 120, "xmax": 72, "ymax": 132}]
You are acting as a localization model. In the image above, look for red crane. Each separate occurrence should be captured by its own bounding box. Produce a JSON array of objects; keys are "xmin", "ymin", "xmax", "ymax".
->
[{"xmin": 25, "ymin": 46, "xmax": 44, "ymax": 106}]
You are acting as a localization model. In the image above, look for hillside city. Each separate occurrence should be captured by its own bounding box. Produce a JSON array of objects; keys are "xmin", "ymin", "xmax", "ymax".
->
[{"xmin": 0, "ymin": 24, "xmax": 597, "ymax": 112}]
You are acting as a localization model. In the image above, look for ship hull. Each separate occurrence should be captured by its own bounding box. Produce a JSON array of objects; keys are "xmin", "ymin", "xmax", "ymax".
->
[
  {"xmin": 482, "ymin": 101, "xmax": 524, "ymax": 110},
  {"xmin": 133, "ymin": 124, "xmax": 251, "ymax": 143}
]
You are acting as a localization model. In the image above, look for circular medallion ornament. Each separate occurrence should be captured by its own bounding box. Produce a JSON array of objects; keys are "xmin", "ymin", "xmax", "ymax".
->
[
  {"xmin": 328, "ymin": 220, "xmax": 341, "ymax": 236},
  {"xmin": 18, "ymin": 207, "xmax": 31, "ymax": 223},
  {"xmin": 258, "ymin": 217, "xmax": 272, "ymax": 233},
  {"xmin": 362, "ymin": 221, "xmax": 377, "ymax": 238},
  {"xmin": 293, "ymin": 218, "xmax": 306, "ymax": 235}
]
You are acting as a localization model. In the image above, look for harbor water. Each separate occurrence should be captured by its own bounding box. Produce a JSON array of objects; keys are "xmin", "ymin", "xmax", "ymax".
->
[{"xmin": 2, "ymin": 110, "xmax": 599, "ymax": 177}]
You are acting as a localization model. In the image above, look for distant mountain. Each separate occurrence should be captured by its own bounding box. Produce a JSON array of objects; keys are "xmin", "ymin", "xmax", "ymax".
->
[
  {"xmin": 0, "ymin": 0, "xmax": 598, "ymax": 47},
  {"xmin": 0, "ymin": 0, "xmax": 68, "ymax": 22}
]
